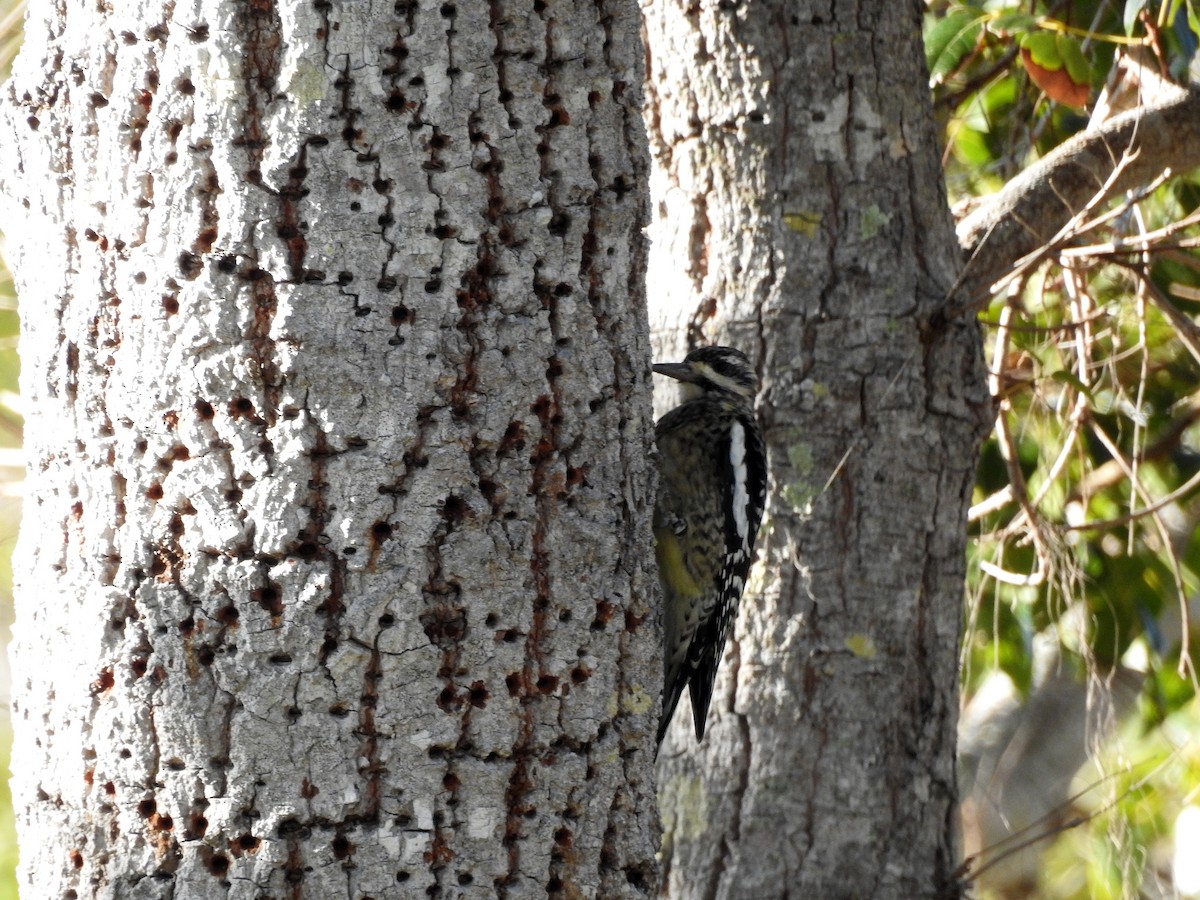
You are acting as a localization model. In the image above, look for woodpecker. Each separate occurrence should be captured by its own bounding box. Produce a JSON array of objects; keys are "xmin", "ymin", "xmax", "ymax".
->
[{"xmin": 653, "ymin": 345, "xmax": 767, "ymax": 744}]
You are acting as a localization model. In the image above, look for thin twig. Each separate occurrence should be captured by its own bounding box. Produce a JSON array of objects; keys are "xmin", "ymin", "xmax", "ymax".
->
[{"xmin": 956, "ymin": 752, "xmax": 1176, "ymax": 887}]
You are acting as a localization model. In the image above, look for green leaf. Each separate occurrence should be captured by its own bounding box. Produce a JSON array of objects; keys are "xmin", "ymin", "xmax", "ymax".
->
[
  {"xmin": 1019, "ymin": 30, "xmax": 1062, "ymax": 70},
  {"xmin": 1019, "ymin": 30, "xmax": 1091, "ymax": 106},
  {"xmin": 977, "ymin": 72, "xmax": 1017, "ymax": 118},
  {"xmin": 1146, "ymin": 660, "xmax": 1197, "ymax": 723},
  {"xmin": 1125, "ymin": 0, "xmax": 1149, "ymax": 35},
  {"xmin": 1056, "ymin": 33, "xmax": 1093, "ymax": 85},
  {"xmin": 951, "ymin": 125, "xmax": 993, "ymax": 167},
  {"xmin": 926, "ymin": 9, "xmax": 984, "ymax": 82},
  {"xmin": 986, "ymin": 13, "xmax": 1039, "ymax": 37}
]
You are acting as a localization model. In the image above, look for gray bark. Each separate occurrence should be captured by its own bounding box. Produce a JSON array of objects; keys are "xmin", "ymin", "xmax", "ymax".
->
[
  {"xmin": 0, "ymin": 1, "xmax": 659, "ymax": 896},
  {"xmin": 644, "ymin": 2, "xmax": 990, "ymax": 897}
]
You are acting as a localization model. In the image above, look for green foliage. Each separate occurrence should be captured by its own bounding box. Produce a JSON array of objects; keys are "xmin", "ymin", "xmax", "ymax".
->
[
  {"xmin": 0, "ymin": 280, "xmax": 17, "ymax": 900},
  {"xmin": 1036, "ymin": 712, "xmax": 1200, "ymax": 898},
  {"xmin": 930, "ymin": 0, "xmax": 1200, "ymax": 896},
  {"xmin": 0, "ymin": 7, "xmax": 22, "ymax": 897},
  {"xmin": 0, "ymin": 279, "xmax": 17, "ymax": 900},
  {"xmin": 925, "ymin": 9, "xmax": 988, "ymax": 83},
  {"xmin": 0, "ymin": 717, "xmax": 14, "ymax": 900}
]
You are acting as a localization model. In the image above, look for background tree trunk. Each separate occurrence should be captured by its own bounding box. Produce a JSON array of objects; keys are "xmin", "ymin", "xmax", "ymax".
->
[
  {"xmin": 0, "ymin": 1, "xmax": 659, "ymax": 896},
  {"xmin": 644, "ymin": 2, "xmax": 990, "ymax": 896}
]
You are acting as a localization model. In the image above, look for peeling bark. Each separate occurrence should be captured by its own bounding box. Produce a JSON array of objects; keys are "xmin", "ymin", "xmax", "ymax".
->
[{"xmin": 0, "ymin": 1, "xmax": 658, "ymax": 896}]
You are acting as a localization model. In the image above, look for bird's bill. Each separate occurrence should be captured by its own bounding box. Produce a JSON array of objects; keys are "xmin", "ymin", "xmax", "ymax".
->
[{"xmin": 652, "ymin": 362, "xmax": 698, "ymax": 382}]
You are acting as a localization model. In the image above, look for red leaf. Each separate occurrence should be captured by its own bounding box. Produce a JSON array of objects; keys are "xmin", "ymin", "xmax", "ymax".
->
[{"xmin": 1020, "ymin": 47, "xmax": 1090, "ymax": 108}]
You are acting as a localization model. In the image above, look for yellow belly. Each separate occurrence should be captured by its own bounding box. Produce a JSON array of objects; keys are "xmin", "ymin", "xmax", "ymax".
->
[{"xmin": 655, "ymin": 528, "xmax": 703, "ymax": 599}]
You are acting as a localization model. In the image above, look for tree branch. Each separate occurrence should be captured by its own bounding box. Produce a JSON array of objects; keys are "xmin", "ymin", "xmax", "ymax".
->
[{"xmin": 954, "ymin": 85, "xmax": 1200, "ymax": 311}]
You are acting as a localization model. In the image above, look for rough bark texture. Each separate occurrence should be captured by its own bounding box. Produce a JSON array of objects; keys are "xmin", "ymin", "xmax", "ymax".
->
[
  {"xmin": 644, "ymin": 1, "xmax": 990, "ymax": 897},
  {"xmin": 1, "ymin": 1, "xmax": 659, "ymax": 896}
]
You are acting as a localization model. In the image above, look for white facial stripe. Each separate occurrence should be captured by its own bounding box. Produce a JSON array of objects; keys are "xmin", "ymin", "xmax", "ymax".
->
[
  {"xmin": 692, "ymin": 362, "xmax": 752, "ymax": 397},
  {"xmin": 730, "ymin": 419, "xmax": 749, "ymax": 545}
]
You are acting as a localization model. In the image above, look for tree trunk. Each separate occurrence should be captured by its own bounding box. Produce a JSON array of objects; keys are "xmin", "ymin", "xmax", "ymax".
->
[
  {"xmin": 644, "ymin": 1, "xmax": 990, "ymax": 896},
  {"xmin": 0, "ymin": 1, "xmax": 659, "ymax": 896}
]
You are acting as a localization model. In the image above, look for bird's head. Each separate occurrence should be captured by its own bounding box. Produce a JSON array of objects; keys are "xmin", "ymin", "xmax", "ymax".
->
[{"xmin": 652, "ymin": 346, "xmax": 757, "ymax": 403}]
